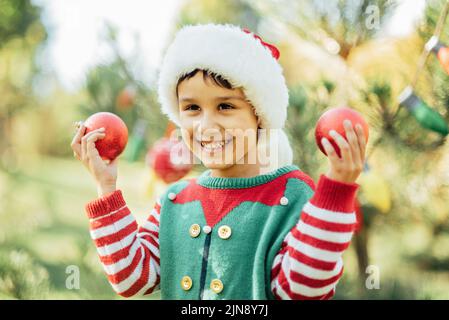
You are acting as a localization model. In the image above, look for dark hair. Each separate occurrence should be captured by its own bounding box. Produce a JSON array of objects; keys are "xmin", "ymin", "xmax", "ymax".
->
[{"xmin": 176, "ymin": 69, "xmax": 233, "ymax": 97}]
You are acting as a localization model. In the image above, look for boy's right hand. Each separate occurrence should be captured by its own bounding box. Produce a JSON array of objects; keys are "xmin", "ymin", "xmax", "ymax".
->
[{"xmin": 71, "ymin": 121, "xmax": 118, "ymax": 196}]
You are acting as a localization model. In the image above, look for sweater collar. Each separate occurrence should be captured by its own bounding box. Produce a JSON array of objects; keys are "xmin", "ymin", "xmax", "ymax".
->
[{"xmin": 196, "ymin": 165, "xmax": 299, "ymax": 189}]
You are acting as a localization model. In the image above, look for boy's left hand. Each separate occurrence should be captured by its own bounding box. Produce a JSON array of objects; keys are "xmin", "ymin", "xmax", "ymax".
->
[{"xmin": 321, "ymin": 119, "xmax": 367, "ymax": 184}]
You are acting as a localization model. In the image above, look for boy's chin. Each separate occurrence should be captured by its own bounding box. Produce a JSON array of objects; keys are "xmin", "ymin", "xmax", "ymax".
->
[
  {"xmin": 196, "ymin": 152, "xmax": 253, "ymax": 170},
  {"xmin": 197, "ymin": 154, "xmax": 238, "ymax": 170},
  {"xmin": 201, "ymin": 160, "xmax": 235, "ymax": 170}
]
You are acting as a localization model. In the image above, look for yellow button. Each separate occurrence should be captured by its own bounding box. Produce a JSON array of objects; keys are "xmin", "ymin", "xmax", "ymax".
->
[
  {"xmin": 181, "ymin": 276, "xmax": 193, "ymax": 291},
  {"xmin": 218, "ymin": 225, "xmax": 232, "ymax": 239},
  {"xmin": 189, "ymin": 224, "xmax": 201, "ymax": 238},
  {"xmin": 210, "ymin": 279, "xmax": 224, "ymax": 294}
]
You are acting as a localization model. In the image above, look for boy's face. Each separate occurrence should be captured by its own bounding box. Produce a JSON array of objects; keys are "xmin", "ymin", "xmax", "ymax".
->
[{"xmin": 177, "ymin": 71, "xmax": 260, "ymax": 170}]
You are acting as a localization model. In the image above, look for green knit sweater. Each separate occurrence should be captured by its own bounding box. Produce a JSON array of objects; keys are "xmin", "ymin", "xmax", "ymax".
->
[{"xmin": 158, "ymin": 165, "xmax": 314, "ymax": 299}]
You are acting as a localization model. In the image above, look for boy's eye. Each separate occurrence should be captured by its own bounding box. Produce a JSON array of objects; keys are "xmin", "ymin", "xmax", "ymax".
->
[
  {"xmin": 218, "ymin": 103, "xmax": 234, "ymax": 110},
  {"xmin": 185, "ymin": 104, "xmax": 200, "ymax": 111}
]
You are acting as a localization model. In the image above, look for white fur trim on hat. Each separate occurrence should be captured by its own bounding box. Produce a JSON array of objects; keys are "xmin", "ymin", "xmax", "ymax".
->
[
  {"xmin": 157, "ymin": 23, "xmax": 289, "ymax": 130},
  {"xmin": 257, "ymin": 129, "xmax": 293, "ymax": 174}
]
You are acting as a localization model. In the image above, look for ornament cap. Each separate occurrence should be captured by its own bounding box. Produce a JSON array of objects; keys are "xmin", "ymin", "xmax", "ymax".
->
[
  {"xmin": 398, "ymin": 86, "xmax": 419, "ymax": 111},
  {"xmin": 425, "ymin": 36, "xmax": 440, "ymax": 53},
  {"xmin": 425, "ymin": 36, "xmax": 446, "ymax": 54}
]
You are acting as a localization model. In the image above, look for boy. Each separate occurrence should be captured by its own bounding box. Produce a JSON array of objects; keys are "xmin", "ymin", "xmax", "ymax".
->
[{"xmin": 71, "ymin": 24, "xmax": 366, "ymax": 299}]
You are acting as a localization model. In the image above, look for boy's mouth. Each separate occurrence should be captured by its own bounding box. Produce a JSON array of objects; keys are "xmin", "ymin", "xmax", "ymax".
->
[{"xmin": 197, "ymin": 138, "xmax": 233, "ymax": 153}]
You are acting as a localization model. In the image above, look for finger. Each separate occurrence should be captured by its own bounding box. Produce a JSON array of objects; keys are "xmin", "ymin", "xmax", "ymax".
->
[
  {"xmin": 330, "ymin": 130, "xmax": 352, "ymax": 163},
  {"xmin": 82, "ymin": 128, "xmax": 104, "ymax": 157},
  {"xmin": 81, "ymin": 128, "xmax": 105, "ymax": 160},
  {"xmin": 322, "ymin": 138, "xmax": 340, "ymax": 163},
  {"xmin": 71, "ymin": 121, "xmax": 85, "ymax": 146},
  {"xmin": 71, "ymin": 122, "xmax": 86, "ymax": 158},
  {"xmin": 344, "ymin": 120, "xmax": 362, "ymax": 165},
  {"xmin": 355, "ymin": 124, "xmax": 367, "ymax": 160},
  {"xmin": 85, "ymin": 134, "xmax": 105, "ymax": 171},
  {"xmin": 86, "ymin": 132, "xmax": 105, "ymax": 159},
  {"xmin": 81, "ymin": 130, "xmax": 95, "ymax": 160}
]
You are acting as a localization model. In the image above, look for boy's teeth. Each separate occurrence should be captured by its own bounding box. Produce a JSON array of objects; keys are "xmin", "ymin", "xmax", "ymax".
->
[{"xmin": 201, "ymin": 141, "xmax": 226, "ymax": 150}]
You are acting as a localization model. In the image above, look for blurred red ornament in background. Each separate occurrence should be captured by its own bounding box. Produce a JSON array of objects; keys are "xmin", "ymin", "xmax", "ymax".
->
[
  {"xmin": 437, "ymin": 46, "xmax": 449, "ymax": 75},
  {"xmin": 116, "ymin": 87, "xmax": 136, "ymax": 111},
  {"xmin": 146, "ymin": 137, "xmax": 193, "ymax": 184}
]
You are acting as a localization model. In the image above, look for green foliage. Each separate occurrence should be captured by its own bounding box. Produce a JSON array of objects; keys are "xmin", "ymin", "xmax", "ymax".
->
[
  {"xmin": 80, "ymin": 25, "xmax": 167, "ymax": 162},
  {"xmin": 418, "ymin": 1, "xmax": 449, "ymax": 120},
  {"xmin": 248, "ymin": 0, "xmax": 398, "ymax": 58},
  {"xmin": 177, "ymin": 0, "xmax": 259, "ymax": 30},
  {"xmin": 361, "ymin": 79, "xmax": 446, "ymax": 151},
  {"xmin": 0, "ymin": 0, "xmax": 47, "ymax": 170},
  {"xmin": 287, "ymin": 80, "xmax": 336, "ymax": 177},
  {"xmin": 0, "ymin": 249, "xmax": 50, "ymax": 299},
  {"xmin": 82, "ymin": 62, "xmax": 135, "ymax": 120},
  {"xmin": 0, "ymin": 0, "xmax": 46, "ymax": 48}
]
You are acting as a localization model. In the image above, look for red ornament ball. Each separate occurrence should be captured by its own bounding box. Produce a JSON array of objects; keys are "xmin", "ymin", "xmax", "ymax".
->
[
  {"xmin": 315, "ymin": 107, "xmax": 369, "ymax": 157},
  {"xmin": 146, "ymin": 138, "xmax": 193, "ymax": 184},
  {"xmin": 84, "ymin": 112, "xmax": 128, "ymax": 161}
]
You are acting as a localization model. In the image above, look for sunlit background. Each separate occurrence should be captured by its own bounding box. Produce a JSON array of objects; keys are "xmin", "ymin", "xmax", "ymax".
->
[{"xmin": 1, "ymin": 0, "xmax": 449, "ymax": 299}]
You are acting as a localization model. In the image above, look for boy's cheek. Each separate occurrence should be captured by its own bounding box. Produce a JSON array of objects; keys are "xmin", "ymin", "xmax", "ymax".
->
[
  {"xmin": 181, "ymin": 133, "xmax": 195, "ymax": 153},
  {"xmin": 178, "ymin": 114, "xmax": 196, "ymax": 129},
  {"xmin": 176, "ymin": 127, "xmax": 193, "ymax": 151}
]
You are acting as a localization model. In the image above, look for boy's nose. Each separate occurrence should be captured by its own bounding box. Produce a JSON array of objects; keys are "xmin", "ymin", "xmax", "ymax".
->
[
  {"xmin": 199, "ymin": 112, "xmax": 218, "ymax": 128},
  {"xmin": 194, "ymin": 114, "xmax": 223, "ymax": 140}
]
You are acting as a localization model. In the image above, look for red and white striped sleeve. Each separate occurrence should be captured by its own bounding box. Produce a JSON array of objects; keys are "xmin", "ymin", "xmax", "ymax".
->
[
  {"xmin": 271, "ymin": 174, "xmax": 358, "ymax": 300},
  {"xmin": 85, "ymin": 190, "xmax": 161, "ymax": 297}
]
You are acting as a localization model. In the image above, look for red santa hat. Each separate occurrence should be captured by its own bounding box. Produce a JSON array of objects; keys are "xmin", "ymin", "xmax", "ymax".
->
[{"xmin": 157, "ymin": 23, "xmax": 292, "ymax": 172}]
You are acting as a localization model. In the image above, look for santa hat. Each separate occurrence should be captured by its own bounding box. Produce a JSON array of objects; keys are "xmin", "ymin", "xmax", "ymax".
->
[{"xmin": 157, "ymin": 23, "xmax": 292, "ymax": 172}]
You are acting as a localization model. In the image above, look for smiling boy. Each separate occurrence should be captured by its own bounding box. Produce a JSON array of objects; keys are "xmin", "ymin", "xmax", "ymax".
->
[{"xmin": 71, "ymin": 24, "xmax": 366, "ymax": 300}]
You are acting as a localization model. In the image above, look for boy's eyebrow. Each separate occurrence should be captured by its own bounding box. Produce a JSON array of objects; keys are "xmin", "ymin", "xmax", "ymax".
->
[
  {"xmin": 178, "ymin": 97, "xmax": 196, "ymax": 103},
  {"xmin": 216, "ymin": 96, "xmax": 245, "ymax": 101},
  {"xmin": 179, "ymin": 96, "xmax": 245, "ymax": 102}
]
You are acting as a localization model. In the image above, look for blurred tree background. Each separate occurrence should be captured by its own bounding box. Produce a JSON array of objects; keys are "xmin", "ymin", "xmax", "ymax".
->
[{"xmin": 2, "ymin": 0, "xmax": 449, "ymax": 299}]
